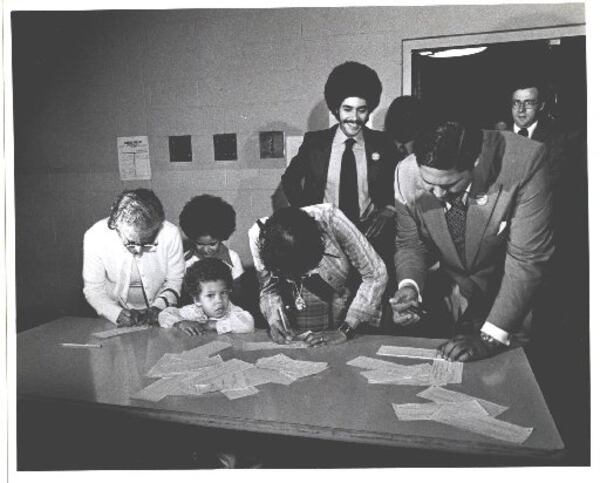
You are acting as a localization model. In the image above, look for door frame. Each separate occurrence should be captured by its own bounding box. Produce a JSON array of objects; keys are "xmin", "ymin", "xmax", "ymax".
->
[{"xmin": 402, "ymin": 24, "xmax": 586, "ymax": 96}]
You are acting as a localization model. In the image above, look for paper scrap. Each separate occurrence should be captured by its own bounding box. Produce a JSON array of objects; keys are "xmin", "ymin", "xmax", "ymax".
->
[
  {"xmin": 178, "ymin": 340, "xmax": 232, "ymax": 360},
  {"xmin": 256, "ymin": 354, "xmax": 328, "ymax": 380},
  {"xmin": 393, "ymin": 400, "xmax": 489, "ymax": 421},
  {"xmin": 146, "ymin": 354, "xmax": 223, "ymax": 377},
  {"xmin": 222, "ymin": 386, "xmax": 260, "ymax": 400},
  {"xmin": 377, "ymin": 345, "xmax": 440, "ymax": 360},
  {"xmin": 430, "ymin": 359, "xmax": 463, "ymax": 385},
  {"xmin": 417, "ymin": 386, "xmax": 508, "ymax": 417},
  {"xmin": 132, "ymin": 374, "xmax": 197, "ymax": 402},
  {"xmin": 432, "ymin": 405, "xmax": 533, "ymax": 444},
  {"xmin": 240, "ymin": 340, "xmax": 308, "ymax": 351},
  {"xmin": 92, "ymin": 326, "xmax": 150, "ymax": 339}
]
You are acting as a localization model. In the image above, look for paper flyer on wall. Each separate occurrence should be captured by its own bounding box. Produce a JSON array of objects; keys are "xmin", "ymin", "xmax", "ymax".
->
[{"xmin": 117, "ymin": 136, "xmax": 152, "ymax": 180}]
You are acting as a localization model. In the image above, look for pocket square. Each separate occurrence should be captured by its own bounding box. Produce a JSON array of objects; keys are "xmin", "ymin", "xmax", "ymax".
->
[{"xmin": 497, "ymin": 221, "xmax": 507, "ymax": 235}]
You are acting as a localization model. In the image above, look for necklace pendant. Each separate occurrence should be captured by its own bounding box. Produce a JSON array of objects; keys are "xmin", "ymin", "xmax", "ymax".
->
[{"xmin": 295, "ymin": 294, "xmax": 307, "ymax": 311}]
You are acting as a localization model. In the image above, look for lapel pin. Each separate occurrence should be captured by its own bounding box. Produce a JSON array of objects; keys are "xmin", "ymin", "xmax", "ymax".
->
[
  {"xmin": 474, "ymin": 194, "xmax": 488, "ymax": 206},
  {"xmin": 371, "ymin": 152, "xmax": 380, "ymax": 161}
]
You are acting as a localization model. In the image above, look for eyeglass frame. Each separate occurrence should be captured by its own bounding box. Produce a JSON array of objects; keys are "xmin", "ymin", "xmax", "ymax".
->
[
  {"xmin": 511, "ymin": 99, "xmax": 539, "ymax": 111},
  {"xmin": 115, "ymin": 225, "xmax": 159, "ymax": 251}
]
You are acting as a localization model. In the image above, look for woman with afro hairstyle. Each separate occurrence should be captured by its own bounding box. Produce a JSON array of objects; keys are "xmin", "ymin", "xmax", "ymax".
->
[{"xmin": 179, "ymin": 194, "xmax": 244, "ymax": 281}]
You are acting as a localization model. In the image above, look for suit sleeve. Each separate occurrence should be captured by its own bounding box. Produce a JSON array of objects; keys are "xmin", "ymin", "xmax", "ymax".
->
[
  {"xmin": 393, "ymin": 165, "xmax": 429, "ymax": 292},
  {"xmin": 487, "ymin": 144, "xmax": 554, "ymax": 333},
  {"xmin": 281, "ymin": 132, "xmax": 311, "ymax": 207},
  {"xmin": 328, "ymin": 207, "xmax": 388, "ymax": 327}
]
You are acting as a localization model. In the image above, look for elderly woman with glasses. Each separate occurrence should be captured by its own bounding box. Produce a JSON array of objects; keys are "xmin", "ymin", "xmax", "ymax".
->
[{"xmin": 83, "ymin": 189, "xmax": 185, "ymax": 327}]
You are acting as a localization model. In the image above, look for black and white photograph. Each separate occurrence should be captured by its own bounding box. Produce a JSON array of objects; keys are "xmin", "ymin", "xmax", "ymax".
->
[{"xmin": 4, "ymin": 0, "xmax": 595, "ymax": 478}]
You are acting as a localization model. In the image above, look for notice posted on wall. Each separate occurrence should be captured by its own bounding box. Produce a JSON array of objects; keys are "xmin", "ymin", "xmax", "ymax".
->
[{"xmin": 117, "ymin": 136, "xmax": 152, "ymax": 180}]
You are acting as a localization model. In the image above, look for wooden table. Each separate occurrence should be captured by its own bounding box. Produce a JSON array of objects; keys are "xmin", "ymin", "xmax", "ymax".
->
[{"xmin": 17, "ymin": 316, "xmax": 564, "ymax": 463}]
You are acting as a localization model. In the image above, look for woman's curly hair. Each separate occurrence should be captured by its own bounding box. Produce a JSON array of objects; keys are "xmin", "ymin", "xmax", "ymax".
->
[
  {"xmin": 184, "ymin": 258, "xmax": 233, "ymax": 299},
  {"xmin": 179, "ymin": 194, "xmax": 236, "ymax": 241},
  {"xmin": 259, "ymin": 207, "xmax": 325, "ymax": 279},
  {"xmin": 107, "ymin": 189, "xmax": 165, "ymax": 231}
]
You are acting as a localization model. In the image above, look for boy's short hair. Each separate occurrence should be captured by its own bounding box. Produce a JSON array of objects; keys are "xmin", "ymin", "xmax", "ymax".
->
[
  {"xmin": 183, "ymin": 258, "xmax": 233, "ymax": 298},
  {"xmin": 179, "ymin": 194, "xmax": 236, "ymax": 241}
]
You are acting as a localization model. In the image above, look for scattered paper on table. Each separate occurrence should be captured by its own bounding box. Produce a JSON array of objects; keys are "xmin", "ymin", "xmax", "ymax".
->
[
  {"xmin": 240, "ymin": 340, "xmax": 308, "ymax": 351},
  {"xmin": 92, "ymin": 326, "xmax": 150, "ymax": 339},
  {"xmin": 222, "ymin": 386, "xmax": 260, "ymax": 400},
  {"xmin": 377, "ymin": 345, "xmax": 440, "ymax": 360},
  {"xmin": 417, "ymin": 386, "xmax": 508, "ymax": 417},
  {"xmin": 348, "ymin": 356, "xmax": 462, "ymax": 386},
  {"xmin": 392, "ymin": 395, "xmax": 532, "ymax": 444},
  {"xmin": 256, "ymin": 353, "xmax": 328, "ymax": 380},
  {"xmin": 147, "ymin": 354, "xmax": 223, "ymax": 377}
]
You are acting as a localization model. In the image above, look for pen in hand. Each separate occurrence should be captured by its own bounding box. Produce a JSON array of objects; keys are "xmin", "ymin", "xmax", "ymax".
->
[{"xmin": 277, "ymin": 306, "xmax": 293, "ymax": 342}]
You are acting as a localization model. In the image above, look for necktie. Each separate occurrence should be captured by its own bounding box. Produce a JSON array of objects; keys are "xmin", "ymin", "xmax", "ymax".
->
[
  {"xmin": 446, "ymin": 195, "xmax": 468, "ymax": 266},
  {"xmin": 518, "ymin": 128, "xmax": 529, "ymax": 137},
  {"xmin": 339, "ymin": 138, "xmax": 359, "ymax": 224}
]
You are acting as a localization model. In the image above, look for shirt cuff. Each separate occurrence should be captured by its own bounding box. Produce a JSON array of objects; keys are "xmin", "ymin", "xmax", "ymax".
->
[
  {"xmin": 481, "ymin": 322, "xmax": 511, "ymax": 346},
  {"xmin": 398, "ymin": 279, "xmax": 422, "ymax": 303}
]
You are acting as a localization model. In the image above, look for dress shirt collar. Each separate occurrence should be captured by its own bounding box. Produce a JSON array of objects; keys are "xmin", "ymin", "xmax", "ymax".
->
[
  {"xmin": 513, "ymin": 120, "xmax": 538, "ymax": 138},
  {"xmin": 333, "ymin": 124, "xmax": 365, "ymax": 147}
]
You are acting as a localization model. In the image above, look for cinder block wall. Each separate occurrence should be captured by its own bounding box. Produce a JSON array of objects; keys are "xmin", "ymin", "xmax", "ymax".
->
[{"xmin": 12, "ymin": 5, "xmax": 584, "ymax": 330}]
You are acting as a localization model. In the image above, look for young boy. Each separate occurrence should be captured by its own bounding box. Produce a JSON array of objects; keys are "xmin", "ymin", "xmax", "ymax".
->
[{"xmin": 159, "ymin": 258, "xmax": 254, "ymax": 336}]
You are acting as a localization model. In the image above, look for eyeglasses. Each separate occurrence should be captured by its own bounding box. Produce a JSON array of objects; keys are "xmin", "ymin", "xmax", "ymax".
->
[
  {"xmin": 512, "ymin": 100, "xmax": 538, "ymax": 110},
  {"xmin": 124, "ymin": 241, "xmax": 158, "ymax": 251}
]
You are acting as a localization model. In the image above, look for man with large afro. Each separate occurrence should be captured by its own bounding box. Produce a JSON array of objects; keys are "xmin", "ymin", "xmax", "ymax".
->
[{"xmin": 281, "ymin": 61, "xmax": 399, "ymax": 280}]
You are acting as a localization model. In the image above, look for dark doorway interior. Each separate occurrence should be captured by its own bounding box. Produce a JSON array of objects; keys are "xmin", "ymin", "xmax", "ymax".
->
[{"xmin": 412, "ymin": 36, "xmax": 586, "ymax": 131}]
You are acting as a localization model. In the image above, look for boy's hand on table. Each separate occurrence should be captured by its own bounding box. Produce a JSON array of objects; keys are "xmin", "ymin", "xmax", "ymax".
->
[{"xmin": 174, "ymin": 320, "xmax": 207, "ymax": 336}]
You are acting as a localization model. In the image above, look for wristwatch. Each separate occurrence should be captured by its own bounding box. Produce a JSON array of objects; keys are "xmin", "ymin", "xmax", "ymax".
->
[
  {"xmin": 479, "ymin": 331, "xmax": 505, "ymax": 350},
  {"xmin": 338, "ymin": 322, "xmax": 355, "ymax": 340}
]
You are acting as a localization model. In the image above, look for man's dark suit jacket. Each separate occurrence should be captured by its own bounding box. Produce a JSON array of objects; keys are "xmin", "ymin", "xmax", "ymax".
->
[
  {"xmin": 394, "ymin": 130, "xmax": 554, "ymax": 335},
  {"xmin": 281, "ymin": 125, "xmax": 398, "ymax": 211}
]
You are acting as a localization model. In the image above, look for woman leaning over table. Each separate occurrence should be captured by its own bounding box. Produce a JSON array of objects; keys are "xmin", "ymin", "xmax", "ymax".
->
[
  {"xmin": 248, "ymin": 203, "xmax": 388, "ymax": 347},
  {"xmin": 83, "ymin": 189, "xmax": 185, "ymax": 327}
]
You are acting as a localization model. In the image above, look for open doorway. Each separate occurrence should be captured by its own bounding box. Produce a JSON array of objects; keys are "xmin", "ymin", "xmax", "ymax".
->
[{"xmin": 411, "ymin": 36, "xmax": 586, "ymax": 131}]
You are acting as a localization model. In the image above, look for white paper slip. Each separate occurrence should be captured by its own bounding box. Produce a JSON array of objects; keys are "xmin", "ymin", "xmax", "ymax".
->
[
  {"xmin": 241, "ymin": 367, "xmax": 296, "ymax": 387},
  {"xmin": 178, "ymin": 340, "xmax": 232, "ymax": 360},
  {"xmin": 132, "ymin": 374, "xmax": 197, "ymax": 402},
  {"xmin": 417, "ymin": 386, "xmax": 508, "ymax": 417},
  {"xmin": 222, "ymin": 386, "xmax": 260, "ymax": 400},
  {"xmin": 393, "ymin": 400, "xmax": 488, "ymax": 421},
  {"xmin": 377, "ymin": 346, "xmax": 440, "ymax": 360},
  {"xmin": 240, "ymin": 340, "xmax": 308, "ymax": 351},
  {"xmin": 432, "ymin": 407, "xmax": 534, "ymax": 444},
  {"xmin": 256, "ymin": 354, "xmax": 328, "ymax": 379},
  {"xmin": 188, "ymin": 358, "xmax": 254, "ymax": 385},
  {"xmin": 430, "ymin": 359, "xmax": 464, "ymax": 385},
  {"xmin": 364, "ymin": 370, "xmax": 435, "ymax": 386},
  {"xmin": 347, "ymin": 356, "xmax": 421, "ymax": 372},
  {"xmin": 146, "ymin": 354, "xmax": 223, "ymax": 377},
  {"xmin": 92, "ymin": 326, "xmax": 150, "ymax": 339}
]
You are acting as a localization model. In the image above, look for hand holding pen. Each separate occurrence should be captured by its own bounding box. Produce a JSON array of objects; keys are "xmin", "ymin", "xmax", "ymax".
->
[
  {"xmin": 267, "ymin": 306, "xmax": 295, "ymax": 344},
  {"xmin": 389, "ymin": 285, "xmax": 426, "ymax": 326}
]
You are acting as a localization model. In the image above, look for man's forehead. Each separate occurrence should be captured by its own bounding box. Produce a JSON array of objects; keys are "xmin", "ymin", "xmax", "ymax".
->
[
  {"xmin": 512, "ymin": 87, "xmax": 539, "ymax": 99},
  {"xmin": 340, "ymin": 97, "xmax": 368, "ymax": 108}
]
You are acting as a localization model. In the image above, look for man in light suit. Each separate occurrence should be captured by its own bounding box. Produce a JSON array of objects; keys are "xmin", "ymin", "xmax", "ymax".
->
[
  {"xmin": 281, "ymin": 61, "xmax": 398, "ymax": 255},
  {"xmin": 390, "ymin": 121, "xmax": 554, "ymax": 362}
]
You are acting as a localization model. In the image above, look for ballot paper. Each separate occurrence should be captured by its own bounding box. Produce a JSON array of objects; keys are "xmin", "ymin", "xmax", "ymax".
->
[
  {"xmin": 430, "ymin": 359, "xmax": 464, "ymax": 385},
  {"xmin": 347, "ymin": 356, "xmax": 463, "ymax": 386},
  {"xmin": 392, "ymin": 398, "xmax": 533, "ymax": 444},
  {"xmin": 377, "ymin": 345, "xmax": 440, "ymax": 360},
  {"xmin": 92, "ymin": 326, "xmax": 150, "ymax": 339},
  {"xmin": 417, "ymin": 386, "xmax": 508, "ymax": 417},
  {"xmin": 432, "ymin": 404, "xmax": 533, "ymax": 444},
  {"xmin": 393, "ymin": 400, "xmax": 489, "ymax": 421},
  {"xmin": 177, "ymin": 340, "xmax": 232, "ymax": 360},
  {"xmin": 240, "ymin": 340, "xmax": 309, "ymax": 351},
  {"xmin": 132, "ymin": 374, "xmax": 198, "ymax": 402},
  {"xmin": 146, "ymin": 354, "xmax": 223, "ymax": 377},
  {"xmin": 255, "ymin": 353, "xmax": 328, "ymax": 380}
]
